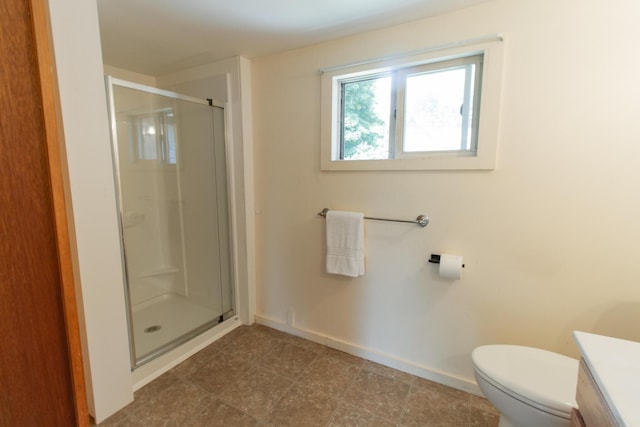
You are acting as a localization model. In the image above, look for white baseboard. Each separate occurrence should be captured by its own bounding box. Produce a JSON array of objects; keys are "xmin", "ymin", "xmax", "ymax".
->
[{"xmin": 254, "ymin": 314, "xmax": 482, "ymax": 396}]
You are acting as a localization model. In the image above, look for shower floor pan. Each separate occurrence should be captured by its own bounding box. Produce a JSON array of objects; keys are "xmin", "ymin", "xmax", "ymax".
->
[{"xmin": 131, "ymin": 293, "xmax": 219, "ymax": 364}]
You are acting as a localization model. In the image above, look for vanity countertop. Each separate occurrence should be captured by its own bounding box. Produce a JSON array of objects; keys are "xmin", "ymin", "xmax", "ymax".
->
[{"xmin": 573, "ymin": 331, "xmax": 640, "ymax": 427}]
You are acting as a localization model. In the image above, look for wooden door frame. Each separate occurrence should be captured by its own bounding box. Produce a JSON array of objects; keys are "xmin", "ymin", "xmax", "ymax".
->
[{"xmin": 28, "ymin": 0, "xmax": 90, "ymax": 424}]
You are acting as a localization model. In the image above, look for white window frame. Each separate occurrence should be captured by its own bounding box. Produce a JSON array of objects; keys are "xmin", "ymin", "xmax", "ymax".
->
[{"xmin": 320, "ymin": 35, "xmax": 505, "ymax": 171}]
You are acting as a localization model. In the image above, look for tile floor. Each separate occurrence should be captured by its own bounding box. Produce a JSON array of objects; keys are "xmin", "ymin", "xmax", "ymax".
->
[{"xmin": 97, "ymin": 324, "xmax": 499, "ymax": 426}]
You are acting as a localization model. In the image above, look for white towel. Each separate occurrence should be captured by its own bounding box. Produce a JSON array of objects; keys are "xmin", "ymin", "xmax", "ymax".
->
[{"xmin": 326, "ymin": 210, "xmax": 365, "ymax": 277}]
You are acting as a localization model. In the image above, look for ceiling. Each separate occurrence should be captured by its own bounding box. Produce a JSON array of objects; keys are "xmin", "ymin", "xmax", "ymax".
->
[{"xmin": 97, "ymin": 0, "xmax": 491, "ymax": 76}]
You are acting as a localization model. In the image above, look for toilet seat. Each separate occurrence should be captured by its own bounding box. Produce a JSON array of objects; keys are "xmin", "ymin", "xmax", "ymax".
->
[{"xmin": 472, "ymin": 345, "xmax": 578, "ymax": 418}]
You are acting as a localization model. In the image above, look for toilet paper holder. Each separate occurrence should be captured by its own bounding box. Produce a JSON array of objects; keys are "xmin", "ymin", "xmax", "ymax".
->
[{"xmin": 428, "ymin": 254, "xmax": 465, "ymax": 268}]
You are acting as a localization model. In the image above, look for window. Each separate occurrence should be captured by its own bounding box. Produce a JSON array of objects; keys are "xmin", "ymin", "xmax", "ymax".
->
[
  {"xmin": 133, "ymin": 110, "xmax": 176, "ymax": 165},
  {"xmin": 339, "ymin": 55, "xmax": 481, "ymax": 161},
  {"xmin": 320, "ymin": 36, "xmax": 504, "ymax": 171}
]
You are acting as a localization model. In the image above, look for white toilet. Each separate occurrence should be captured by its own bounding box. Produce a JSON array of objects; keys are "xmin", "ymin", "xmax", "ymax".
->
[{"xmin": 472, "ymin": 345, "xmax": 579, "ymax": 427}]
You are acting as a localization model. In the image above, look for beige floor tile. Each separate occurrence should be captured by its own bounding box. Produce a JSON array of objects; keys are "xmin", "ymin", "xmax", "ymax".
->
[
  {"xmin": 297, "ymin": 354, "xmax": 361, "ymax": 398},
  {"xmin": 319, "ymin": 347, "xmax": 366, "ymax": 366},
  {"xmin": 100, "ymin": 324, "xmax": 495, "ymax": 427},
  {"xmin": 470, "ymin": 394, "xmax": 499, "ymax": 426},
  {"xmin": 249, "ymin": 324, "xmax": 292, "ymax": 340},
  {"xmin": 126, "ymin": 380, "xmax": 216, "ymax": 426},
  {"xmin": 470, "ymin": 394, "xmax": 498, "ymax": 414},
  {"xmin": 249, "ymin": 324, "xmax": 328, "ymax": 354},
  {"xmin": 188, "ymin": 351, "xmax": 254, "ymax": 394},
  {"xmin": 211, "ymin": 325, "xmax": 251, "ymax": 352},
  {"xmin": 327, "ymin": 404, "xmax": 396, "ymax": 427},
  {"xmin": 280, "ymin": 333, "xmax": 329, "ymax": 354},
  {"xmin": 169, "ymin": 343, "xmax": 222, "ymax": 379},
  {"xmin": 183, "ymin": 399, "xmax": 258, "ymax": 427},
  {"xmin": 93, "ymin": 410, "xmax": 143, "ymax": 427},
  {"xmin": 469, "ymin": 408, "xmax": 500, "ymax": 427},
  {"xmin": 341, "ymin": 369, "xmax": 411, "ymax": 421},
  {"xmin": 220, "ymin": 366, "xmax": 293, "ymax": 420},
  {"xmin": 359, "ymin": 359, "xmax": 417, "ymax": 386},
  {"xmin": 259, "ymin": 341, "xmax": 319, "ymax": 379},
  {"xmin": 400, "ymin": 385, "xmax": 470, "ymax": 427},
  {"xmin": 267, "ymin": 384, "xmax": 338, "ymax": 427},
  {"xmin": 123, "ymin": 372, "xmax": 180, "ymax": 418},
  {"xmin": 413, "ymin": 377, "xmax": 471, "ymax": 400},
  {"xmin": 223, "ymin": 327, "xmax": 279, "ymax": 363}
]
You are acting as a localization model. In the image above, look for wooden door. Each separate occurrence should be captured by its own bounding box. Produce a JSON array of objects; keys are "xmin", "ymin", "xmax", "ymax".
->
[{"xmin": 0, "ymin": 0, "xmax": 88, "ymax": 425}]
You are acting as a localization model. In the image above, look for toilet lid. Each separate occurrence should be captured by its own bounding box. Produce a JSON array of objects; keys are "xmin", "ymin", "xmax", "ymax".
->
[{"xmin": 472, "ymin": 345, "xmax": 578, "ymax": 415}]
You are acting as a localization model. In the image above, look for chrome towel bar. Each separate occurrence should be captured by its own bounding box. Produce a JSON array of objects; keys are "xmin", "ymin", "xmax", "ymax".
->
[{"xmin": 318, "ymin": 208, "xmax": 429, "ymax": 228}]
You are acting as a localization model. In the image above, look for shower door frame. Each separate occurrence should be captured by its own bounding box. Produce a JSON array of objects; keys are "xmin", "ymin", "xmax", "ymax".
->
[{"xmin": 105, "ymin": 76, "xmax": 236, "ymax": 369}]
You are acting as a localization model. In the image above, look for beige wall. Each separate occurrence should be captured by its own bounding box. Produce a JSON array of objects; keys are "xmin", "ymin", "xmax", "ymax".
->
[
  {"xmin": 252, "ymin": 0, "xmax": 640, "ymax": 391},
  {"xmin": 48, "ymin": 0, "xmax": 133, "ymax": 422}
]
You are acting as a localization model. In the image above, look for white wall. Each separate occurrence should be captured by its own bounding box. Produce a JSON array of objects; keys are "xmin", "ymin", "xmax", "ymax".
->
[
  {"xmin": 252, "ymin": 0, "xmax": 640, "ymax": 392},
  {"xmin": 48, "ymin": 0, "xmax": 133, "ymax": 422}
]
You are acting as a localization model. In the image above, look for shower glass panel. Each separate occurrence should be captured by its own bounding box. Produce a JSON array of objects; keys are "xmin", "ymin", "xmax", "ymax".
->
[{"xmin": 107, "ymin": 78, "xmax": 234, "ymax": 368}]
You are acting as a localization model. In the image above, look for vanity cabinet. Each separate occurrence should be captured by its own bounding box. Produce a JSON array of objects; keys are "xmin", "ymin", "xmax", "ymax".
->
[
  {"xmin": 571, "ymin": 359, "xmax": 618, "ymax": 426},
  {"xmin": 570, "ymin": 408, "xmax": 586, "ymax": 427},
  {"xmin": 572, "ymin": 331, "xmax": 640, "ymax": 426}
]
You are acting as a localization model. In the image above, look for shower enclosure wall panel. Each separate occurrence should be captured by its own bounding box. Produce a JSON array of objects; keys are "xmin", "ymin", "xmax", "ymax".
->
[{"xmin": 114, "ymin": 106, "xmax": 185, "ymax": 305}]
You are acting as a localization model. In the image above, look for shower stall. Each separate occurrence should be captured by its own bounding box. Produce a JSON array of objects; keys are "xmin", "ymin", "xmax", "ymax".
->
[{"xmin": 106, "ymin": 77, "xmax": 235, "ymax": 368}]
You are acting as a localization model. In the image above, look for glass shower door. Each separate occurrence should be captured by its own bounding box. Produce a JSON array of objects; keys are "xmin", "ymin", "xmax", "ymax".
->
[{"xmin": 108, "ymin": 78, "xmax": 234, "ymax": 367}]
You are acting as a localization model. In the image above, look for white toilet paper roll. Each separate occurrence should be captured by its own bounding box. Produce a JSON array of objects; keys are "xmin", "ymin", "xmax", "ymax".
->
[{"xmin": 439, "ymin": 254, "xmax": 463, "ymax": 280}]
